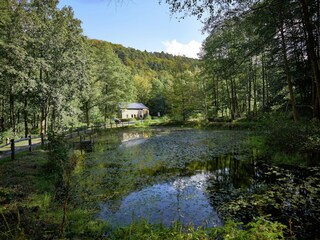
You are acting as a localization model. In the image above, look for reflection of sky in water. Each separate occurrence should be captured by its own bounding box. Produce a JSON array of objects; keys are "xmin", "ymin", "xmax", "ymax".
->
[
  {"xmin": 99, "ymin": 173, "xmax": 222, "ymax": 228},
  {"xmin": 119, "ymin": 138, "xmax": 148, "ymax": 148},
  {"xmin": 96, "ymin": 129, "xmax": 252, "ymax": 228},
  {"xmin": 119, "ymin": 132, "xmax": 149, "ymax": 148}
]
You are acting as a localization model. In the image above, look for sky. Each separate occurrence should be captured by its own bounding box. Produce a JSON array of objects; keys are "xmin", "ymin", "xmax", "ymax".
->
[{"xmin": 58, "ymin": 0, "xmax": 207, "ymax": 58}]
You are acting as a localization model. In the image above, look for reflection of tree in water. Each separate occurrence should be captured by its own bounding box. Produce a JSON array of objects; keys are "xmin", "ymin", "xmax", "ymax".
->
[
  {"xmin": 80, "ymin": 128, "xmax": 254, "ymax": 228},
  {"xmin": 187, "ymin": 154, "xmax": 255, "ymax": 194}
]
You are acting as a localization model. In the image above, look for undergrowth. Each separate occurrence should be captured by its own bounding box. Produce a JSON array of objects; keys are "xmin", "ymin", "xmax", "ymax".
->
[{"xmin": 108, "ymin": 217, "xmax": 286, "ymax": 240}]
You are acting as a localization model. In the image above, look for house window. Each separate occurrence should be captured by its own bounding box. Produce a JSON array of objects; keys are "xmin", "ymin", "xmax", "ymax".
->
[{"xmin": 131, "ymin": 114, "xmax": 133, "ymax": 118}]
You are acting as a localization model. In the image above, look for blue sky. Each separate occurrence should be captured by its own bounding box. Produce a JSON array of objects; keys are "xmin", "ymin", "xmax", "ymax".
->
[{"xmin": 58, "ymin": 0, "xmax": 207, "ymax": 58}]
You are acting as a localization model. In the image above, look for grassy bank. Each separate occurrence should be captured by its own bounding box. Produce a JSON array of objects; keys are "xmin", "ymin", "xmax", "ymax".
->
[
  {"xmin": 0, "ymin": 137, "xmax": 107, "ymax": 239},
  {"xmin": 108, "ymin": 218, "xmax": 285, "ymax": 240},
  {"xmin": 242, "ymin": 115, "xmax": 320, "ymax": 167}
]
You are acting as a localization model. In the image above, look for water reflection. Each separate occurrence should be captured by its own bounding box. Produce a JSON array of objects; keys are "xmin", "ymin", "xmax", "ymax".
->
[
  {"xmin": 186, "ymin": 155, "xmax": 255, "ymax": 192},
  {"xmin": 99, "ymin": 172, "xmax": 222, "ymax": 228},
  {"xmin": 99, "ymin": 155, "xmax": 256, "ymax": 229},
  {"xmin": 94, "ymin": 128, "xmax": 252, "ymax": 228},
  {"xmin": 119, "ymin": 132, "xmax": 150, "ymax": 148}
]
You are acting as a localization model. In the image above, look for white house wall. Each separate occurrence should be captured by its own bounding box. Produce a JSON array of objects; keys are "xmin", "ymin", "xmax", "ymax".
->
[{"xmin": 120, "ymin": 109, "xmax": 149, "ymax": 119}]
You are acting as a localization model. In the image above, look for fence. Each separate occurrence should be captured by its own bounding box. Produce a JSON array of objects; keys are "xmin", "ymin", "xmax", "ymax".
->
[
  {"xmin": 0, "ymin": 134, "xmax": 46, "ymax": 160},
  {"xmin": 0, "ymin": 121, "xmax": 135, "ymax": 160}
]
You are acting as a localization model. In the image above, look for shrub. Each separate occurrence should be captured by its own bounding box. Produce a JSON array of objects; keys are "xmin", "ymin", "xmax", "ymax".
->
[
  {"xmin": 0, "ymin": 129, "xmax": 16, "ymax": 143},
  {"xmin": 108, "ymin": 217, "xmax": 286, "ymax": 240},
  {"xmin": 265, "ymin": 117, "xmax": 307, "ymax": 154}
]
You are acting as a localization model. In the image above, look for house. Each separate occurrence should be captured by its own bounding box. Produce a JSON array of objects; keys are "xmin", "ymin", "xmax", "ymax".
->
[{"xmin": 118, "ymin": 103, "xmax": 149, "ymax": 119}]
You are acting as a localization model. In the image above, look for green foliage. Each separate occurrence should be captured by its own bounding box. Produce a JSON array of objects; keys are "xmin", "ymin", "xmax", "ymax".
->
[
  {"xmin": 271, "ymin": 152, "xmax": 305, "ymax": 166},
  {"xmin": 164, "ymin": 0, "xmax": 320, "ymax": 122},
  {"xmin": 218, "ymin": 164, "xmax": 320, "ymax": 238},
  {"xmin": 245, "ymin": 135, "xmax": 267, "ymax": 158},
  {"xmin": 105, "ymin": 40, "xmax": 202, "ymax": 119},
  {"xmin": 0, "ymin": 0, "xmax": 89, "ymax": 136},
  {"xmin": 109, "ymin": 217, "xmax": 286, "ymax": 240},
  {"xmin": 46, "ymin": 133, "xmax": 71, "ymax": 175},
  {"xmin": 265, "ymin": 117, "xmax": 307, "ymax": 154},
  {"xmin": 256, "ymin": 115, "xmax": 320, "ymax": 165},
  {"xmin": 239, "ymin": 114, "xmax": 320, "ymax": 166},
  {"xmin": 0, "ymin": 129, "xmax": 16, "ymax": 142}
]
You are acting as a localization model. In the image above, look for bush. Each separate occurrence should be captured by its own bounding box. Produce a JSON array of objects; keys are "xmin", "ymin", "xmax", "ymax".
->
[
  {"xmin": 265, "ymin": 119, "xmax": 307, "ymax": 154},
  {"xmin": 0, "ymin": 129, "xmax": 16, "ymax": 143},
  {"xmin": 251, "ymin": 114, "xmax": 320, "ymax": 165},
  {"xmin": 108, "ymin": 217, "xmax": 286, "ymax": 240},
  {"xmin": 46, "ymin": 133, "xmax": 71, "ymax": 174}
]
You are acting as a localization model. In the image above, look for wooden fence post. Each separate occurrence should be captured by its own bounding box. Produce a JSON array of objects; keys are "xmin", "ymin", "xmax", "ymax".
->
[
  {"xmin": 10, "ymin": 139, "xmax": 15, "ymax": 160},
  {"xmin": 28, "ymin": 135, "xmax": 32, "ymax": 152}
]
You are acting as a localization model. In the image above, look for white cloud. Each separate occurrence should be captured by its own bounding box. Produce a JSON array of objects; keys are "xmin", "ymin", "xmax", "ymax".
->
[{"xmin": 162, "ymin": 40, "xmax": 202, "ymax": 59}]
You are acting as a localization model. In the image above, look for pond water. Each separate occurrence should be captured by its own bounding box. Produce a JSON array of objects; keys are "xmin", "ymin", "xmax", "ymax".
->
[
  {"xmin": 78, "ymin": 127, "xmax": 320, "ymax": 237},
  {"xmin": 82, "ymin": 128, "xmax": 251, "ymax": 227}
]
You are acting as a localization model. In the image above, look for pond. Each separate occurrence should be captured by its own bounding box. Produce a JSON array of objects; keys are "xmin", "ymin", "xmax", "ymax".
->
[{"xmin": 76, "ymin": 127, "xmax": 320, "ymax": 238}]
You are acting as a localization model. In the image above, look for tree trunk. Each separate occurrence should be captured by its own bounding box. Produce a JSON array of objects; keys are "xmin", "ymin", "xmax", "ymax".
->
[
  {"xmin": 36, "ymin": 114, "xmax": 39, "ymax": 129},
  {"xmin": 40, "ymin": 106, "xmax": 46, "ymax": 135},
  {"xmin": 32, "ymin": 112, "xmax": 35, "ymax": 129},
  {"xmin": 262, "ymin": 53, "xmax": 266, "ymax": 109},
  {"xmin": 51, "ymin": 108, "xmax": 56, "ymax": 132},
  {"xmin": 230, "ymin": 77, "xmax": 238, "ymax": 119},
  {"xmin": 247, "ymin": 61, "xmax": 252, "ymax": 118},
  {"xmin": 0, "ymin": 94, "xmax": 4, "ymax": 131},
  {"xmin": 9, "ymin": 92, "xmax": 15, "ymax": 134},
  {"xmin": 300, "ymin": 0, "xmax": 320, "ymax": 117},
  {"xmin": 225, "ymin": 77, "xmax": 232, "ymax": 119},
  {"xmin": 85, "ymin": 101, "xmax": 90, "ymax": 127},
  {"xmin": 253, "ymin": 64, "xmax": 257, "ymax": 117},
  {"xmin": 312, "ymin": 80, "xmax": 319, "ymax": 118},
  {"xmin": 279, "ymin": 19, "xmax": 299, "ymax": 121},
  {"xmin": 24, "ymin": 98, "xmax": 28, "ymax": 138},
  {"xmin": 104, "ymin": 106, "xmax": 107, "ymax": 124}
]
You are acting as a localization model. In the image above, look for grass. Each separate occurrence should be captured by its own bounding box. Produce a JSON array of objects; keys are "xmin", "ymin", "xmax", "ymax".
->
[
  {"xmin": 0, "ymin": 149, "xmax": 49, "ymax": 209},
  {"xmin": 0, "ymin": 148, "xmax": 62, "ymax": 238},
  {"xmin": 0, "ymin": 137, "xmax": 42, "ymax": 155},
  {"xmin": 0, "ymin": 138, "xmax": 110, "ymax": 239},
  {"xmin": 243, "ymin": 132, "xmax": 311, "ymax": 167},
  {"xmin": 108, "ymin": 218, "xmax": 286, "ymax": 240}
]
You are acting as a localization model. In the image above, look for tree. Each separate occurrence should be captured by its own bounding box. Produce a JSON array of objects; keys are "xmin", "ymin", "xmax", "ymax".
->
[
  {"xmin": 88, "ymin": 40, "xmax": 134, "ymax": 124},
  {"xmin": 28, "ymin": 0, "xmax": 89, "ymax": 134},
  {"xmin": 173, "ymin": 0, "xmax": 318, "ymax": 120},
  {"xmin": 0, "ymin": 0, "xmax": 35, "ymax": 135}
]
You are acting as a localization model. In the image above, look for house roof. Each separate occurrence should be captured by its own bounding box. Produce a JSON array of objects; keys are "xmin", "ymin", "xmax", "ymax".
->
[{"xmin": 119, "ymin": 103, "xmax": 148, "ymax": 109}]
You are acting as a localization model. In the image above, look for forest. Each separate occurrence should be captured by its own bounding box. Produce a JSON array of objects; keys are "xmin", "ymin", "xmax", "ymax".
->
[
  {"xmin": 1, "ymin": 0, "xmax": 320, "ymax": 239},
  {"xmin": 0, "ymin": 0, "xmax": 202, "ymax": 139},
  {"xmin": 1, "ymin": 0, "xmax": 320, "ymax": 137}
]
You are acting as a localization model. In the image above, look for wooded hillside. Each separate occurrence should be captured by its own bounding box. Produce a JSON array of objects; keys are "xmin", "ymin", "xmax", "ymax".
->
[
  {"xmin": 2, "ymin": 0, "xmax": 320, "ymax": 140},
  {"xmin": 0, "ymin": 0, "xmax": 201, "ymax": 140}
]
